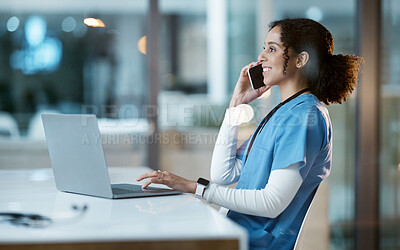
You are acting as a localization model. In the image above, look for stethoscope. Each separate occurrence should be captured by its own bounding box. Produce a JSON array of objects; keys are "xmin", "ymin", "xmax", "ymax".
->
[
  {"xmin": 0, "ymin": 204, "xmax": 88, "ymax": 228},
  {"xmin": 242, "ymin": 88, "xmax": 311, "ymax": 166}
]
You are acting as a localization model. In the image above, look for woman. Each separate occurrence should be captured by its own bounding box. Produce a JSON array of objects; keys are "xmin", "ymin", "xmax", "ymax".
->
[{"xmin": 137, "ymin": 18, "xmax": 362, "ymax": 249}]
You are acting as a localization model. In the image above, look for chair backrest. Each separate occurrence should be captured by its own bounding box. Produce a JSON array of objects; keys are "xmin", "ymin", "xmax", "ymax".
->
[
  {"xmin": 293, "ymin": 185, "xmax": 319, "ymax": 250},
  {"xmin": 218, "ymin": 185, "xmax": 322, "ymax": 250}
]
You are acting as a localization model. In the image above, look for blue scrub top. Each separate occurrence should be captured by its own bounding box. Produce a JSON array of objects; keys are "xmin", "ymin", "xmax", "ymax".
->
[{"xmin": 227, "ymin": 94, "xmax": 332, "ymax": 250}]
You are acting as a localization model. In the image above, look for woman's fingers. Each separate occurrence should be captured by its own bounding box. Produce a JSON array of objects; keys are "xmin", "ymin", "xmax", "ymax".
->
[
  {"xmin": 241, "ymin": 62, "xmax": 259, "ymax": 76},
  {"xmin": 136, "ymin": 171, "xmax": 154, "ymax": 181},
  {"xmin": 136, "ymin": 170, "xmax": 168, "ymax": 189},
  {"xmin": 142, "ymin": 177, "xmax": 162, "ymax": 189},
  {"xmin": 257, "ymin": 85, "xmax": 271, "ymax": 94},
  {"xmin": 136, "ymin": 170, "xmax": 162, "ymax": 182},
  {"xmin": 136, "ymin": 170, "xmax": 196, "ymax": 193}
]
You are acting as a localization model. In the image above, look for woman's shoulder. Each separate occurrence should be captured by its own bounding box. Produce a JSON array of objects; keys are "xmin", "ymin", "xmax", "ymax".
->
[
  {"xmin": 289, "ymin": 94, "xmax": 317, "ymax": 108},
  {"xmin": 284, "ymin": 94, "xmax": 330, "ymax": 126},
  {"xmin": 289, "ymin": 94, "xmax": 328, "ymax": 116}
]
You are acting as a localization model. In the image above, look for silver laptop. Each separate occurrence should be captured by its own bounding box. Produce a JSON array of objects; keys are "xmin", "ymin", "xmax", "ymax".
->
[{"xmin": 41, "ymin": 114, "xmax": 182, "ymax": 199}]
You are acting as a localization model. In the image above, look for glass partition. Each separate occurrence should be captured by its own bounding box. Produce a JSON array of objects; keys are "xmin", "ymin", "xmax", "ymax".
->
[
  {"xmin": 0, "ymin": 1, "xmax": 149, "ymax": 168},
  {"xmin": 380, "ymin": 0, "xmax": 400, "ymax": 248}
]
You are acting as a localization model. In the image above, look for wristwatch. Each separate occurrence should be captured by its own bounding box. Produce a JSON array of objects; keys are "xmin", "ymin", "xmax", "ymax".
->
[{"xmin": 195, "ymin": 177, "xmax": 210, "ymax": 198}]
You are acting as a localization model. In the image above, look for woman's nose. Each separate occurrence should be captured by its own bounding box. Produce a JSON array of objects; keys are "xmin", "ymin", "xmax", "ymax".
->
[{"xmin": 257, "ymin": 51, "xmax": 266, "ymax": 62}]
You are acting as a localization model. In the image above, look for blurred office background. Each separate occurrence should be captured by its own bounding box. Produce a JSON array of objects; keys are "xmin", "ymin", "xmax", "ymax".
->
[{"xmin": 0, "ymin": 0, "xmax": 397, "ymax": 249}]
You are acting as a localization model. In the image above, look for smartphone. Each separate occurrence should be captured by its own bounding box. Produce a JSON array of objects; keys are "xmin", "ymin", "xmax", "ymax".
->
[{"xmin": 247, "ymin": 64, "xmax": 265, "ymax": 90}]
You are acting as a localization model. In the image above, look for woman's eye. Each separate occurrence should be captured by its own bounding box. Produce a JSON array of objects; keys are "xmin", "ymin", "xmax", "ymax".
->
[
  {"xmin": 262, "ymin": 46, "xmax": 266, "ymax": 50},
  {"xmin": 269, "ymin": 47, "xmax": 276, "ymax": 52}
]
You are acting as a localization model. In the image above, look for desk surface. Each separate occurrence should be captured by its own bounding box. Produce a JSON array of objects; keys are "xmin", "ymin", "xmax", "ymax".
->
[{"xmin": 0, "ymin": 167, "xmax": 247, "ymax": 249}]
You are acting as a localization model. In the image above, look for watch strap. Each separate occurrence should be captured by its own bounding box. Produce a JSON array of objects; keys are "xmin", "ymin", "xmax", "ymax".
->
[
  {"xmin": 195, "ymin": 183, "xmax": 206, "ymax": 197},
  {"xmin": 195, "ymin": 177, "xmax": 210, "ymax": 198}
]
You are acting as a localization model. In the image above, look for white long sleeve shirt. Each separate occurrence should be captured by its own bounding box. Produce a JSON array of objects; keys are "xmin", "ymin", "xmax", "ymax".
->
[{"xmin": 202, "ymin": 108, "xmax": 303, "ymax": 218}]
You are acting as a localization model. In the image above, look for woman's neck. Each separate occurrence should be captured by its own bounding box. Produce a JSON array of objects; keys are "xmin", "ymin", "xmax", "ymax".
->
[{"xmin": 279, "ymin": 79, "xmax": 311, "ymax": 102}]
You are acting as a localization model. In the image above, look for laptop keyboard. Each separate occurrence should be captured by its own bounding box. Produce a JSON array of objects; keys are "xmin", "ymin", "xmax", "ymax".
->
[{"xmin": 112, "ymin": 187, "xmax": 143, "ymax": 195}]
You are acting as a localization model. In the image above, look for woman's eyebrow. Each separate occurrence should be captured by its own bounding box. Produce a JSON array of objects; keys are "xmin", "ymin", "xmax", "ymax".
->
[{"xmin": 267, "ymin": 41, "xmax": 282, "ymax": 48}]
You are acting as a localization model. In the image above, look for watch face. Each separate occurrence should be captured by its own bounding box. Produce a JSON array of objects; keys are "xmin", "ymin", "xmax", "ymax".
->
[{"xmin": 197, "ymin": 177, "xmax": 209, "ymax": 186}]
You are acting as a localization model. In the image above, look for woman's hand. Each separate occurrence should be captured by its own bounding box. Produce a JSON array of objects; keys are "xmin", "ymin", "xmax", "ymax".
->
[
  {"xmin": 136, "ymin": 170, "xmax": 197, "ymax": 194},
  {"xmin": 229, "ymin": 62, "xmax": 271, "ymax": 108}
]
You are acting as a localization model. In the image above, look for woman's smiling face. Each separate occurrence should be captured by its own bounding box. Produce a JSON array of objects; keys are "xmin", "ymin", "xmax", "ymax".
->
[{"xmin": 257, "ymin": 26, "xmax": 297, "ymax": 87}]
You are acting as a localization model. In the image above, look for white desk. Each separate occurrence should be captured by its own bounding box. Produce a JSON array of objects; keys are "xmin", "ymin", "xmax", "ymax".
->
[{"xmin": 0, "ymin": 167, "xmax": 247, "ymax": 250}]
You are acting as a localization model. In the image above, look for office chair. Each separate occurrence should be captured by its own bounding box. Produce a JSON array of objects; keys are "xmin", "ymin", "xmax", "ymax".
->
[
  {"xmin": 217, "ymin": 184, "xmax": 325, "ymax": 250},
  {"xmin": 293, "ymin": 185, "xmax": 320, "ymax": 250}
]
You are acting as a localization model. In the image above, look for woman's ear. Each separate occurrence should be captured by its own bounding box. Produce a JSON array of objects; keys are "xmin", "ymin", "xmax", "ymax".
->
[{"xmin": 296, "ymin": 52, "xmax": 309, "ymax": 68}]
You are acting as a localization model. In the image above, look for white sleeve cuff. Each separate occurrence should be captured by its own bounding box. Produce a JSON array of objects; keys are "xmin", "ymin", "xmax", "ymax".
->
[{"xmin": 224, "ymin": 104, "xmax": 254, "ymax": 126}]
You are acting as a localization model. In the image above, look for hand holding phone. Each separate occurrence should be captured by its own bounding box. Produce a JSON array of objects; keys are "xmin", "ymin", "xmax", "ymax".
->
[{"xmin": 247, "ymin": 64, "xmax": 265, "ymax": 90}]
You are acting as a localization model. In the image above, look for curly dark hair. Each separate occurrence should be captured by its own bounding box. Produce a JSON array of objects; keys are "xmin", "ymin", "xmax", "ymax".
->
[{"xmin": 269, "ymin": 18, "xmax": 363, "ymax": 105}]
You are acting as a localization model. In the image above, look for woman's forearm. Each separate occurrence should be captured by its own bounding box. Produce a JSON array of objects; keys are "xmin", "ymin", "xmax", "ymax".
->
[
  {"xmin": 210, "ymin": 109, "xmax": 243, "ymax": 185},
  {"xmin": 204, "ymin": 163, "xmax": 303, "ymax": 218}
]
